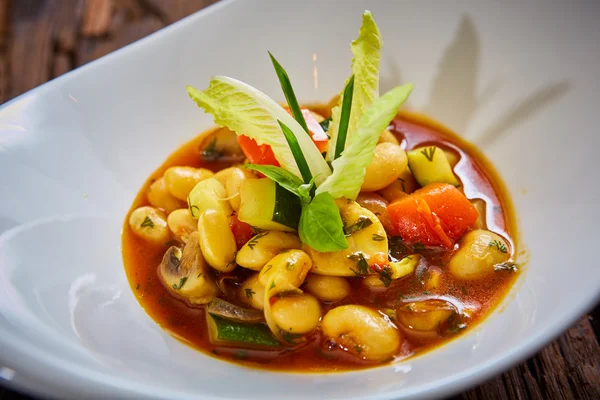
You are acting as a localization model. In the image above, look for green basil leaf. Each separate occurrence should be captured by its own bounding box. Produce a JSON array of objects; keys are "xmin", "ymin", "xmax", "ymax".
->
[
  {"xmin": 299, "ymin": 192, "xmax": 348, "ymax": 252},
  {"xmin": 297, "ymin": 175, "xmax": 318, "ymax": 206},
  {"xmin": 244, "ymin": 164, "xmax": 302, "ymax": 192}
]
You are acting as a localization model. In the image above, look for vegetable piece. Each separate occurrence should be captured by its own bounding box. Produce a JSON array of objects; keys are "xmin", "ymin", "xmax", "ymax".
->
[
  {"xmin": 229, "ymin": 214, "xmax": 254, "ymax": 250},
  {"xmin": 197, "ymin": 209, "xmax": 237, "ymax": 272},
  {"xmin": 396, "ymin": 300, "xmax": 456, "ymax": 332},
  {"xmin": 317, "ymin": 84, "xmax": 413, "ymax": 200},
  {"xmin": 269, "ymin": 52, "xmax": 310, "ymax": 134},
  {"xmin": 163, "ymin": 166, "xmax": 214, "ymax": 201},
  {"xmin": 363, "ymin": 254, "xmax": 420, "ymax": 289},
  {"xmin": 271, "ymin": 294, "xmax": 321, "ymax": 335},
  {"xmin": 407, "ymin": 145, "xmax": 460, "ymax": 187},
  {"xmin": 304, "ymin": 275, "xmax": 351, "ymax": 302},
  {"xmin": 305, "ymin": 200, "xmax": 387, "ymax": 276},
  {"xmin": 244, "ymin": 164, "xmax": 309, "ymax": 204},
  {"xmin": 237, "ymin": 135, "xmax": 280, "ymax": 167},
  {"xmin": 361, "ymin": 142, "xmax": 408, "ymax": 192},
  {"xmin": 321, "ymin": 305, "xmax": 401, "ymax": 361},
  {"xmin": 328, "ymin": 11, "xmax": 383, "ymax": 161},
  {"xmin": 333, "ymin": 75, "xmax": 355, "ymax": 160},
  {"xmin": 236, "ymin": 231, "xmax": 302, "ymax": 271},
  {"xmin": 158, "ymin": 231, "xmax": 218, "ymax": 305},
  {"xmin": 187, "ymin": 76, "xmax": 331, "ymax": 185},
  {"xmin": 298, "ymin": 192, "xmax": 348, "ymax": 252},
  {"xmin": 387, "ymin": 183, "xmax": 478, "ymax": 247},
  {"xmin": 238, "ymin": 179, "xmax": 302, "ymax": 231},
  {"xmin": 302, "ymin": 109, "xmax": 329, "ymax": 153},
  {"xmin": 206, "ymin": 313, "xmax": 280, "ymax": 348},
  {"xmin": 187, "ymin": 178, "xmax": 232, "ymax": 218},
  {"xmin": 167, "ymin": 208, "xmax": 197, "ymax": 243},
  {"xmin": 240, "ymin": 274, "xmax": 266, "ymax": 310},
  {"xmin": 148, "ymin": 177, "xmax": 186, "ymax": 213},
  {"xmin": 207, "ymin": 298, "xmax": 265, "ymax": 323},
  {"xmin": 259, "ymin": 250, "xmax": 313, "ymax": 342},
  {"xmin": 447, "ymin": 229, "xmax": 511, "ymax": 280},
  {"xmin": 129, "ymin": 206, "xmax": 170, "ymax": 243}
]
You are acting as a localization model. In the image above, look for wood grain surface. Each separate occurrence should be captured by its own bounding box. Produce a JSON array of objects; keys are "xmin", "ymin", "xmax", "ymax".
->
[{"xmin": 0, "ymin": 1, "xmax": 599, "ymax": 399}]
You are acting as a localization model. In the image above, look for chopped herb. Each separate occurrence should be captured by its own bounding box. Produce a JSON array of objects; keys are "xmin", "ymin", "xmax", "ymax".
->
[
  {"xmin": 200, "ymin": 137, "xmax": 221, "ymax": 161},
  {"xmin": 189, "ymin": 204, "xmax": 200, "ymax": 217},
  {"xmin": 226, "ymin": 253, "xmax": 237, "ymax": 269},
  {"xmin": 263, "ymin": 264, "xmax": 273, "ymax": 274},
  {"xmin": 398, "ymin": 177, "xmax": 407, "ymax": 192},
  {"xmin": 250, "ymin": 226, "xmax": 265, "ymax": 234},
  {"xmin": 286, "ymin": 261, "xmax": 295, "ymax": 271},
  {"xmin": 344, "ymin": 217, "xmax": 373, "ymax": 236},
  {"xmin": 269, "ymin": 281, "xmax": 276, "ymax": 290},
  {"xmin": 420, "ymin": 146, "xmax": 436, "ymax": 162},
  {"xmin": 421, "ymin": 290, "xmax": 430, "ymax": 295},
  {"xmin": 489, "ymin": 240, "xmax": 508, "ymax": 253},
  {"xmin": 406, "ymin": 305, "xmax": 414, "ymax": 312},
  {"xmin": 247, "ymin": 232, "xmax": 269, "ymax": 250},
  {"xmin": 281, "ymin": 331, "xmax": 302, "ymax": 344},
  {"xmin": 446, "ymin": 312, "xmax": 468, "ymax": 334},
  {"xmin": 378, "ymin": 266, "xmax": 393, "ymax": 287},
  {"xmin": 494, "ymin": 262, "xmax": 518, "ymax": 272},
  {"xmin": 135, "ymin": 283, "xmax": 140, "ymax": 290},
  {"xmin": 140, "ymin": 216, "xmax": 155, "ymax": 229},
  {"xmin": 172, "ymin": 277, "xmax": 188, "ymax": 290},
  {"xmin": 348, "ymin": 252, "xmax": 370, "ymax": 276},
  {"xmin": 233, "ymin": 349, "xmax": 248, "ymax": 360},
  {"xmin": 372, "ymin": 233, "xmax": 386, "ymax": 241},
  {"xmin": 245, "ymin": 288, "xmax": 255, "ymax": 299},
  {"xmin": 197, "ymin": 272, "xmax": 203, "ymax": 278},
  {"xmin": 319, "ymin": 117, "xmax": 332, "ymax": 132},
  {"xmin": 354, "ymin": 345, "xmax": 363, "ymax": 355},
  {"xmin": 493, "ymin": 205, "xmax": 501, "ymax": 213}
]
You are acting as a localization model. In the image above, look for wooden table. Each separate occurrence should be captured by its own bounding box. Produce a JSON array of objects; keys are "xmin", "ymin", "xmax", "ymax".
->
[{"xmin": 0, "ymin": 1, "xmax": 598, "ymax": 399}]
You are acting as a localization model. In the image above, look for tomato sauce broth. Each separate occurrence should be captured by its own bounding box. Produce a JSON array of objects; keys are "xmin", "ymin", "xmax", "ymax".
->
[{"xmin": 122, "ymin": 110, "xmax": 519, "ymax": 372}]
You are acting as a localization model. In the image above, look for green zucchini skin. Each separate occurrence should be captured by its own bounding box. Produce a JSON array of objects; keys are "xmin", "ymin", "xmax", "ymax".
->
[
  {"xmin": 272, "ymin": 183, "xmax": 301, "ymax": 229},
  {"xmin": 207, "ymin": 313, "xmax": 281, "ymax": 348}
]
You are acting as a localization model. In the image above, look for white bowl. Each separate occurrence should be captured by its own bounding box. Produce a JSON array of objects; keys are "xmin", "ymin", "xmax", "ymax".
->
[{"xmin": 1, "ymin": 1, "xmax": 599, "ymax": 399}]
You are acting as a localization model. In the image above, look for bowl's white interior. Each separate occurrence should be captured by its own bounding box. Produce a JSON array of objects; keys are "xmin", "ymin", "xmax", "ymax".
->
[{"xmin": 1, "ymin": 1, "xmax": 599, "ymax": 399}]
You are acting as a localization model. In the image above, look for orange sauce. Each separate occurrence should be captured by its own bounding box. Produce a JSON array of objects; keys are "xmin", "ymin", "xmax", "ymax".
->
[{"xmin": 122, "ymin": 110, "xmax": 519, "ymax": 372}]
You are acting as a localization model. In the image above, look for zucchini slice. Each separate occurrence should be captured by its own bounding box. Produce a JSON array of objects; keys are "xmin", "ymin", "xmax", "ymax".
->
[
  {"xmin": 407, "ymin": 145, "xmax": 460, "ymax": 187},
  {"xmin": 207, "ymin": 313, "xmax": 281, "ymax": 348},
  {"xmin": 238, "ymin": 179, "xmax": 301, "ymax": 231}
]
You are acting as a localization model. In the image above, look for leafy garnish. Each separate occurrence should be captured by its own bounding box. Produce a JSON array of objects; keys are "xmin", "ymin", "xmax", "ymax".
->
[
  {"xmin": 328, "ymin": 11, "xmax": 382, "ymax": 161},
  {"xmin": 420, "ymin": 146, "xmax": 436, "ymax": 162},
  {"xmin": 172, "ymin": 277, "xmax": 188, "ymax": 290},
  {"xmin": 344, "ymin": 216, "xmax": 373, "ymax": 236},
  {"xmin": 140, "ymin": 216, "xmax": 154, "ymax": 229},
  {"xmin": 316, "ymin": 84, "xmax": 413, "ymax": 199},
  {"xmin": 247, "ymin": 232, "xmax": 269, "ymax": 250},
  {"xmin": 348, "ymin": 252, "xmax": 370, "ymax": 275},
  {"xmin": 268, "ymin": 52, "xmax": 310, "ymax": 135},
  {"xmin": 186, "ymin": 76, "xmax": 331, "ymax": 185},
  {"xmin": 333, "ymin": 75, "xmax": 355, "ymax": 160},
  {"xmin": 245, "ymin": 288, "xmax": 255, "ymax": 299},
  {"xmin": 245, "ymin": 164, "xmax": 310, "ymax": 203},
  {"xmin": 298, "ymin": 192, "xmax": 348, "ymax": 252},
  {"xmin": 278, "ymin": 120, "xmax": 313, "ymax": 184},
  {"xmin": 489, "ymin": 240, "xmax": 508, "ymax": 253}
]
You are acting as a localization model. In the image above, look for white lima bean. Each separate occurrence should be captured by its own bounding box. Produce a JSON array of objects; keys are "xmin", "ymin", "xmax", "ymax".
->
[
  {"xmin": 448, "ymin": 229, "xmax": 510, "ymax": 280},
  {"xmin": 225, "ymin": 167, "xmax": 257, "ymax": 212},
  {"xmin": 129, "ymin": 206, "xmax": 170, "ymax": 243},
  {"xmin": 304, "ymin": 275, "xmax": 351, "ymax": 302},
  {"xmin": 271, "ymin": 294, "xmax": 321, "ymax": 334},
  {"xmin": 236, "ymin": 231, "xmax": 302, "ymax": 271},
  {"xmin": 305, "ymin": 200, "xmax": 387, "ymax": 276},
  {"xmin": 361, "ymin": 143, "xmax": 408, "ymax": 192},
  {"xmin": 167, "ymin": 208, "xmax": 197, "ymax": 243},
  {"xmin": 187, "ymin": 177, "xmax": 232, "ymax": 218},
  {"xmin": 197, "ymin": 209, "xmax": 237, "ymax": 272},
  {"xmin": 239, "ymin": 274, "xmax": 265, "ymax": 310},
  {"xmin": 147, "ymin": 177, "xmax": 185, "ymax": 213},
  {"xmin": 322, "ymin": 305, "xmax": 401, "ymax": 361},
  {"xmin": 164, "ymin": 166, "xmax": 214, "ymax": 201}
]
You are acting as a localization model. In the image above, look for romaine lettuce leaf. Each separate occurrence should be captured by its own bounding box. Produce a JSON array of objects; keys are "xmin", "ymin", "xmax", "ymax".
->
[
  {"xmin": 327, "ymin": 10, "xmax": 382, "ymax": 160},
  {"xmin": 316, "ymin": 84, "xmax": 413, "ymax": 200},
  {"xmin": 187, "ymin": 76, "xmax": 331, "ymax": 185}
]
